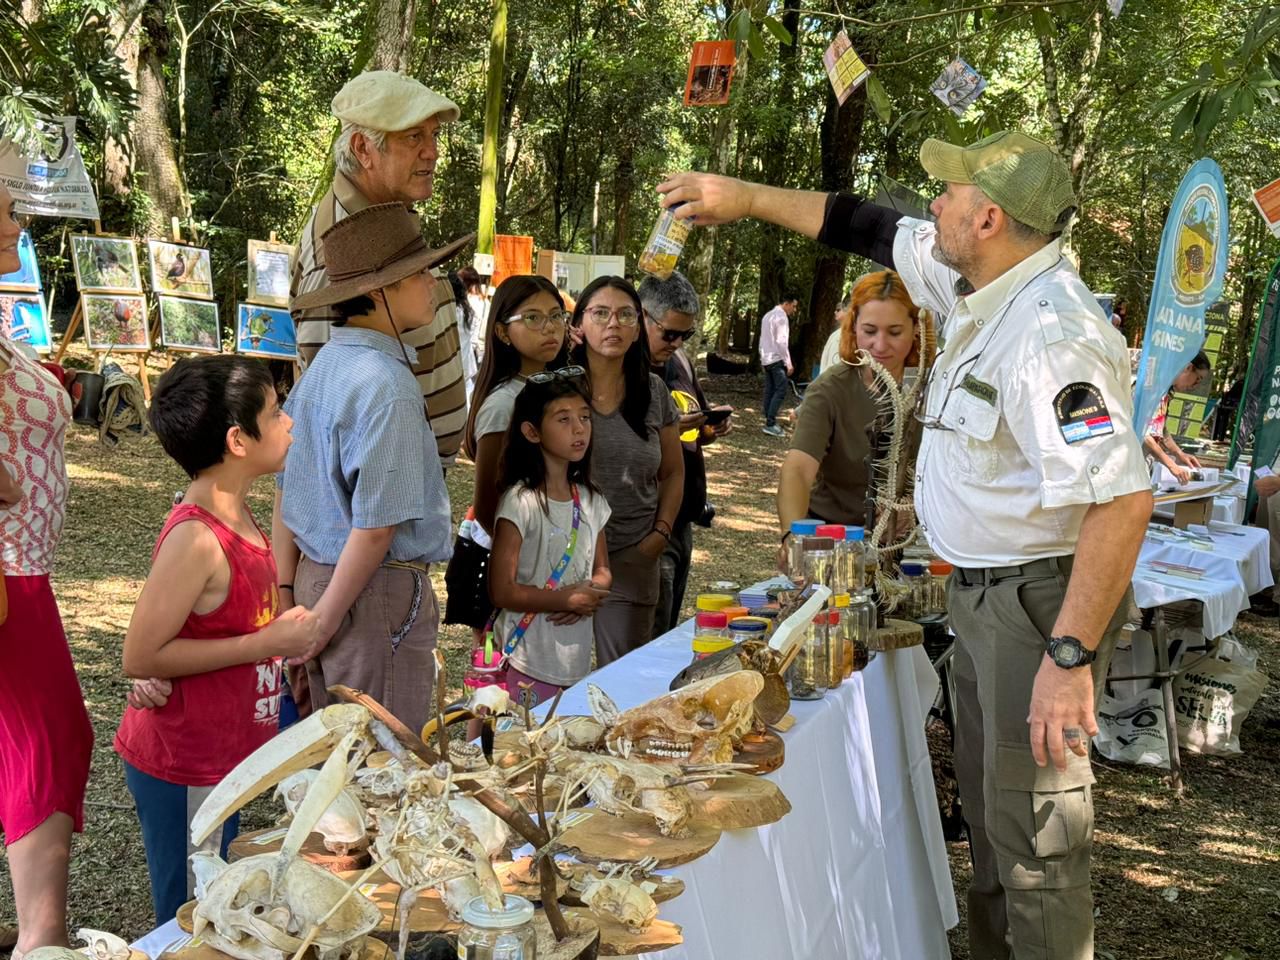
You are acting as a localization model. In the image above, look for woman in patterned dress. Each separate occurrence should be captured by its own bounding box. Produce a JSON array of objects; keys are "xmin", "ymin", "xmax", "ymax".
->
[{"xmin": 0, "ymin": 184, "xmax": 94, "ymax": 957}]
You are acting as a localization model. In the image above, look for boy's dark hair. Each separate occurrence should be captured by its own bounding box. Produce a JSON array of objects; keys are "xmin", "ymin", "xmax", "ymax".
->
[
  {"xmin": 569, "ymin": 275, "xmax": 653, "ymax": 441},
  {"xmin": 499, "ymin": 378, "xmax": 596, "ymax": 505},
  {"xmin": 1190, "ymin": 350, "xmax": 1211, "ymax": 372},
  {"xmin": 332, "ymin": 294, "xmax": 376, "ymax": 326},
  {"xmin": 781, "ymin": 291, "xmax": 800, "ymax": 305},
  {"xmin": 150, "ymin": 355, "xmax": 275, "ymax": 478}
]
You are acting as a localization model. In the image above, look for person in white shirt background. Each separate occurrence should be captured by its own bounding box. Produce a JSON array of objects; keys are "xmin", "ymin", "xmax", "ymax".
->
[{"xmin": 758, "ymin": 292, "xmax": 798, "ymax": 437}]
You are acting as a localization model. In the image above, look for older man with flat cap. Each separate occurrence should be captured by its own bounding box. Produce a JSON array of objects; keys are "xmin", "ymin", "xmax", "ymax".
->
[
  {"xmin": 292, "ymin": 71, "xmax": 468, "ymax": 465},
  {"xmin": 660, "ymin": 133, "xmax": 1153, "ymax": 960}
]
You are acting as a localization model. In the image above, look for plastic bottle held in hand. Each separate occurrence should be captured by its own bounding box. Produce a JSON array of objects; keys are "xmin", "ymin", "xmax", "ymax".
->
[{"xmin": 638, "ymin": 204, "xmax": 693, "ymax": 280}]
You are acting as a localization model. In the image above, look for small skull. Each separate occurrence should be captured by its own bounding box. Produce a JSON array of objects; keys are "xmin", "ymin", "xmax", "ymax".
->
[{"xmin": 605, "ymin": 672, "xmax": 764, "ymax": 764}]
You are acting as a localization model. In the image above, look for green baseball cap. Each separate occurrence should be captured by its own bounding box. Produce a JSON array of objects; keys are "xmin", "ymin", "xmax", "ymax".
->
[{"xmin": 919, "ymin": 130, "xmax": 1076, "ymax": 234}]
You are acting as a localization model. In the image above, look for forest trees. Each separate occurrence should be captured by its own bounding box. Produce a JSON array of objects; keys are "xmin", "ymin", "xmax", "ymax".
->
[{"xmin": 0, "ymin": 0, "xmax": 1276, "ymax": 366}]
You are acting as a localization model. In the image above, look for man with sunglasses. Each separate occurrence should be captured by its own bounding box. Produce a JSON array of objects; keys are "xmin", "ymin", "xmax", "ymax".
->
[
  {"xmin": 640, "ymin": 272, "xmax": 733, "ymax": 635},
  {"xmin": 659, "ymin": 132, "xmax": 1154, "ymax": 960}
]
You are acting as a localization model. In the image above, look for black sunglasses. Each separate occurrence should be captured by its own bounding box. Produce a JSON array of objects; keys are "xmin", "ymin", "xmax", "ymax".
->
[
  {"xmin": 527, "ymin": 364, "xmax": 586, "ymax": 385},
  {"xmin": 646, "ymin": 312, "xmax": 696, "ymax": 343}
]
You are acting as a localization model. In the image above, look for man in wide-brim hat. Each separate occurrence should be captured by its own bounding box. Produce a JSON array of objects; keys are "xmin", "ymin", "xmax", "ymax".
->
[
  {"xmin": 275, "ymin": 202, "xmax": 469, "ymax": 733},
  {"xmin": 290, "ymin": 70, "xmax": 469, "ymax": 467}
]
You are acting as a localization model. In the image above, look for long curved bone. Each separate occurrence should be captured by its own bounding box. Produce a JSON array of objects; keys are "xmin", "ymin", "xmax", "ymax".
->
[{"xmin": 191, "ymin": 704, "xmax": 374, "ymax": 846}]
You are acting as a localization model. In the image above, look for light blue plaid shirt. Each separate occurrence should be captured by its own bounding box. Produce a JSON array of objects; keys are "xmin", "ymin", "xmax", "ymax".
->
[{"xmin": 280, "ymin": 326, "xmax": 451, "ymax": 565}]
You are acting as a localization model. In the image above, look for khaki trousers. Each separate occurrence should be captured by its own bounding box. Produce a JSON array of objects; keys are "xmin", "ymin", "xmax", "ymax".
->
[
  {"xmin": 295, "ymin": 555, "xmax": 438, "ymax": 735},
  {"xmin": 948, "ymin": 555, "xmax": 1129, "ymax": 960}
]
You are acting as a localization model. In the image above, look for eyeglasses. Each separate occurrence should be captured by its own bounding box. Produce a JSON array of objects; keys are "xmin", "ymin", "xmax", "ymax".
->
[
  {"xmin": 646, "ymin": 313, "xmax": 696, "ymax": 343},
  {"xmin": 583, "ymin": 305, "xmax": 639, "ymax": 327},
  {"xmin": 504, "ymin": 310, "xmax": 571, "ymax": 332},
  {"xmin": 527, "ymin": 364, "xmax": 586, "ymax": 385}
]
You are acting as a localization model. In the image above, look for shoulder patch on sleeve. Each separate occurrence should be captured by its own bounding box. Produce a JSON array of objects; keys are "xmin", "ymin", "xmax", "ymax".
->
[{"xmin": 1054, "ymin": 382, "xmax": 1114, "ymax": 444}]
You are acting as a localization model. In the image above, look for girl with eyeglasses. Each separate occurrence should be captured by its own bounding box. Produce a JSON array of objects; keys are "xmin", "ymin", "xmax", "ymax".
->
[
  {"xmin": 569, "ymin": 276, "xmax": 684, "ymax": 665},
  {"xmin": 445, "ymin": 275, "xmax": 570, "ymax": 638},
  {"xmin": 487, "ymin": 377, "xmax": 612, "ymax": 705}
]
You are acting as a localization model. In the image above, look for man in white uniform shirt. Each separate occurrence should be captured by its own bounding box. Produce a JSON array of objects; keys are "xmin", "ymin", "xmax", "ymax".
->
[{"xmin": 658, "ymin": 132, "xmax": 1153, "ymax": 960}]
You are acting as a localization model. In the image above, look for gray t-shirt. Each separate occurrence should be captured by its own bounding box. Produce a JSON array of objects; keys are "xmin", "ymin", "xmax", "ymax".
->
[
  {"xmin": 473, "ymin": 377, "xmax": 526, "ymax": 440},
  {"xmin": 589, "ymin": 373, "xmax": 678, "ymax": 552},
  {"xmin": 494, "ymin": 485, "xmax": 611, "ymax": 686}
]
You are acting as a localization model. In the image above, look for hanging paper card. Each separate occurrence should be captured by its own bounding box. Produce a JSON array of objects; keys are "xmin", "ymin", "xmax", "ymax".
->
[
  {"xmin": 0, "ymin": 116, "xmax": 100, "ymax": 220},
  {"xmin": 930, "ymin": 59, "xmax": 987, "ymax": 117},
  {"xmin": 1108, "ymin": 0, "xmax": 1125, "ymax": 15},
  {"xmin": 684, "ymin": 41, "xmax": 737, "ymax": 106},
  {"xmin": 1252, "ymin": 177, "xmax": 1280, "ymax": 238},
  {"xmin": 823, "ymin": 31, "xmax": 870, "ymax": 105}
]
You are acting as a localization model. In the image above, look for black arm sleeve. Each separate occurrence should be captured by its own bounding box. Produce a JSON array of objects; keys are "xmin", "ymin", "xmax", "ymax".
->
[{"xmin": 815, "ymin": 191, "xmax": 901, "ymax": 268}]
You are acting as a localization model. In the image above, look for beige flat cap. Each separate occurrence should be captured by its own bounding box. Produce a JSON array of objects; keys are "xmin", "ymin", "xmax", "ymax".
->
[{"xmin": 331, "ymin": 70, "xmax": 460, "ymax": 131}]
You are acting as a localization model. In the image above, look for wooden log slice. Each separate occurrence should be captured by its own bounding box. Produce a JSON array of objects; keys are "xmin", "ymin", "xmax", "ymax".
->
[
  {"xmin": 560, "ymin": 907, "xmax": 682, "ymax": 957},
  {"xmin": 162, "ymin": 935, "xmax": 391, "ymax": 960},
  {"xmin": 870, "ymin": 617, "xmax": 924, "ymax": 652},
  {"xmin": 733, "ymin": 729, "xmax": 784, "ymax": 774},
  {"xmin": 558, "ymin": 809, "xmax": 720, "ymax": 869},
  {"xmin": 687, "ymin": 771, "xmax": 791, "ymax": 830},
  {"xmin": 227, "ymin": 826, "xmax": 370, "ymax": 872},
  {"xmin": 532, "ymin": 909, "xmax": 601, "ymax": 960},
  {"xmin": 175, "ymin": 899, "xmax": 196, "ymax": 934},
  {"xmin": 496, "ymin": 856, "xmax": 568, "ymax": 902},
  {"xmin": 558, "ymin": 865, "xmax": 684, "ymax": 907}
]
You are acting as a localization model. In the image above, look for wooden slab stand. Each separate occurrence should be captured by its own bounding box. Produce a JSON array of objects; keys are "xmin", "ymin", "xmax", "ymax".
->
[{"xmin": 557, "ymin": 809, "xmax": 720, "ymax": 869}]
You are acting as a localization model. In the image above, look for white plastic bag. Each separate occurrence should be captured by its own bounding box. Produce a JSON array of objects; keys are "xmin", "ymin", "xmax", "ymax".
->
[
  {"xmin": 1173, "ymin": 654, "xmax": 1268, "ymax": 755},
  {"xmin": 1095, "ymin": 689, "xmax": 1169, "ymax": 768}
]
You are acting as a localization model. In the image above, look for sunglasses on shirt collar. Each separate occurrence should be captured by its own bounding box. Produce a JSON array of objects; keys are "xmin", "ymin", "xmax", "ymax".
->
[{"xmin": 527, "ymin": 364, "xmax": 587, "ymax": 385}]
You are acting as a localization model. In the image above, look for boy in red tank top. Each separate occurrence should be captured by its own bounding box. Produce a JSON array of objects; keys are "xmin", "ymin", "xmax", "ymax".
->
[{"xmin": 114, "ymin": 356, "xmax": 321, "ymax": 924}]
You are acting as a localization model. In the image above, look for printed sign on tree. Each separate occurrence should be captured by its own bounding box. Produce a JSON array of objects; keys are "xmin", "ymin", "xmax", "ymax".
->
[
  {"xmin": 823, "ymin": 31, "xmax": 871, "ymax": 105},
  {"xmin": 1251, "ymin": 176, "xmax": 1280, "ymax": 238},
  {"xmin": 684, "ymin": 41, "xmax": 737, "ymax": 106}
]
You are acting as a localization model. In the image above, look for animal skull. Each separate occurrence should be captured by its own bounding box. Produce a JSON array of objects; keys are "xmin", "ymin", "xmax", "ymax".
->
[
  {"xmin": 573, "ymin": 861, "xmax": 660, "ymax": 930},
  {"xmin": 25, "ymin": 930, "xmax": 133, "ymax": 960},
  {"xmin": 190, "ymin": 853, "xmax": 380, "ymax": 960},
  {"xmin": 276, "ymin": 770, "xmax": 368, "ymax": 855},
  {"xmin": 594, "ymin": 672, "xmax": 763, "ymax": 765}
]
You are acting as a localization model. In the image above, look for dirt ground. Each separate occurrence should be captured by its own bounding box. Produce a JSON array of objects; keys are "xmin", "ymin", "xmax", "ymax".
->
[{"xmin": 1, "ymin": 362, "xmax": 1277, "ymax": 957}]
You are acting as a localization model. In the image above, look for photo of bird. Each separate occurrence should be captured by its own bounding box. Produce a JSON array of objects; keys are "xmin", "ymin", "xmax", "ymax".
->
[
  {"xmin": 83, "ymin": 295, "xmax": 148, "ymax": 349},
  {"xmin": 73, "ymin": 236, "xmax": 140, "ymax": 291},
  {"xmin": 149, "ymin": 241, "xmax": 213, "ymax": 298},
  {"xmin": 237, "ymin": 304, "xmax": 295, "ymax": 359}
]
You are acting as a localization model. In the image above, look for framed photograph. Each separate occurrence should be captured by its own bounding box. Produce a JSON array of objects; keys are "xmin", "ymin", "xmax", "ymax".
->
[
  {"xmin": 0, "ymin": 292, "xmax": 52, "ymax": 353},
  {"xmin": 147, "ymin": 240, "xmax": 214, "ymax": 299},
  {"xmin": 930, "ymin": 59, "xmax": 988, "ymax": 117},
  {"xmin": 159, "ymin": 295, "xmax": 221, "ymax": 353},
  {"xmin": 236, "ymin": 303, "xmax": 296, "ymax": 359},
  {"xmin": 71, "ymin": 235, "xmax": 142, "ymax": 293},
  {"xmin": 246, "ymin": 239, "xmax": 296, "ymax": 307},
  {"xmin": 82, "ymin": 293, "xmax": 150, "ymax": 351},
  {"xmin": 0, "ymin": 231, "xmax": 42, "ymax": 291},
  {"xmin": 683, "ymin": 40, "xmax": 736, "ymax": 107}
]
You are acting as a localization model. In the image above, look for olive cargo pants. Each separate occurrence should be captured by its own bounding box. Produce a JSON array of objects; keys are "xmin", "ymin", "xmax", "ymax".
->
[{"xmin": 949, "ymin": 555, "xmax": 1129, "ymax": 960}]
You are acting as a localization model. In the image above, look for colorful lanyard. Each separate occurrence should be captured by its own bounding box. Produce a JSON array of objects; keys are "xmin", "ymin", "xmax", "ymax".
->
[{"xmin": 494, "ymin": 484, "xmax": 582, "ymax": 658}]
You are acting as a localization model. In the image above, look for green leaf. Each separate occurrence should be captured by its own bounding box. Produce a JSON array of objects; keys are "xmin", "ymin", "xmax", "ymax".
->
[
  {"xmin": 1030, "ymin": 7, "xmax": 1055, "ymax": 39},
  {"xmin": 1194, "ymin": 89, "xmax": 1225, "ymax": 152},
  {"xmin": 762, "ymin": 15, "xmax": 793, "ymax": 45},
  {"xmin": 866, "ymin": 73, "xmax": 892, "ymax": 122},
  {"xmin": 943, "ymin": 111, "xmax": 965, "ymax": 141},
  {"xmin": 1153, "ymin": 79, "xmax": 1209, "ymax": 113},
  {"xmin": 746, "ymin": 22, "xmax": 767, "ymax": 60},
  {"xmin": 1171, "ymin": 94, "xmax": 1199, "ymax": 140},
  {"xmin": 1268, "ymin": 51, "xmax": 1280, "ymax": 79},
  {"xmin": 1232, "ymin": 84, "xmax": 1254, "ymax": 118},
  {"xmin": 729, "ymin": 9, "xmax": 751, "ymax": 44},
  {"xmin": 1211, "ymin": 52, "xmax": 1228, "ymax": 79}
]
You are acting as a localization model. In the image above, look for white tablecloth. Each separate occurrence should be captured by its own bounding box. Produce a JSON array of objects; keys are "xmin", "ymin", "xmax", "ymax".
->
[
  {"xmin": 133, "ymin": 623, "xmax": 959, "ymax": 960},
  {"xmin": 544, "ymin": 620, "xmax": 958, "ymax": 960},
  {"xmin": 1139, "ymin": 521, "xmax": 1271, "ymax": 598}
]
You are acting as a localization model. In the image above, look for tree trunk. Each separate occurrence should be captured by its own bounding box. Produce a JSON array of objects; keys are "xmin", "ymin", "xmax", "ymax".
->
[
  {"xmin": 477, "ymin": 0, "xmax": 507, "ymax": 257},
  {"xmin": 132, "ymin": 5, "xmax": 188, "ymax": 232},
  {"xmin": 753, "ymin": 0, "xmax": 801, "ymax": 369},
  {"xmin": 610, "ymin": 139, "xmax": 634, "ymax": 256},
  {"xmin": 368, "ymin": 0, "xmax": 417, "ymax": 72},
  {"xmin": 103, "ymin": 6, "xmax": 143, "ymax": 202},
  {"xmin": 801, "ymin": 38, "xmax": 869, "ymax": 375}
]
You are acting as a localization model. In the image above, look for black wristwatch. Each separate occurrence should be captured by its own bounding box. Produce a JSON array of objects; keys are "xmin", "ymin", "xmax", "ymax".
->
[{"xmin": 1046, "ymin": 635, "xmax": 1096, "ymax": 669}]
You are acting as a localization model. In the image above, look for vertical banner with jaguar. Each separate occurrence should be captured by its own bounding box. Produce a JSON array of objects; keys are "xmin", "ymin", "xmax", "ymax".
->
[{"xmin": 1131, "ymin": 158, "xmax": 1229, "ymax": 437}]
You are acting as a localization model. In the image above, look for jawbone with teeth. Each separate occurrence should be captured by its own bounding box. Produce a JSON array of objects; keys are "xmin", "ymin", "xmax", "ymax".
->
[{"xmin": 592, "ymin": 672, "xmax": 764, "ymax": 766}]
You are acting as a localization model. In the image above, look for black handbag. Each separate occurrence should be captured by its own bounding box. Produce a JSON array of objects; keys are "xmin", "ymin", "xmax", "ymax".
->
[{"xmin": 443, "ymin": 534, "xmax": 493, "ymax": 628}]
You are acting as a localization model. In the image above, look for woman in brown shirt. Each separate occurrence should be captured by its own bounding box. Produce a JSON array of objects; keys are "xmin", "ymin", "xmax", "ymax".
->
[{"xmin": 777, "ymin": 271, "xmax": 921, "ymax": 566}]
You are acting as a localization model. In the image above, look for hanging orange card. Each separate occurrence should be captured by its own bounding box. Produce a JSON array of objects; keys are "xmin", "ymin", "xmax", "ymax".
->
[{"xmin": 684, "ymin": 41, "xmax": 737, "ymax": 106}]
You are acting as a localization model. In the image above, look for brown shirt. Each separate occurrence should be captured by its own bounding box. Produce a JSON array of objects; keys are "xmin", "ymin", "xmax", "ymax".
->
[
  {"xmin": 290, "ymin": 173, "xmax": 467, "ymax": 463},
  {"xmin": 790, "ymin": 363, "xmax": 876, "ymax": 525}
]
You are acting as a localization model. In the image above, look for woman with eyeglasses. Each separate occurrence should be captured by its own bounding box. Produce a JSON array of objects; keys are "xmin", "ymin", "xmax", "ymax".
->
[
  {"xmin": 570, "ymin": 276, "xmax": 684, "ymax": 665},
  {"xmin": 776, "ymin": 271, "xmax": 921, "ymax": 571},
  {"xmin": 445, "ymin": 276, "xmax": 571, "ymax": 636}
]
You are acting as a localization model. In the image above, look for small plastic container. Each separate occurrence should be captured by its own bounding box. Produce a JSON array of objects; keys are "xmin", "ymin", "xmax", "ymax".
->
[
  {"xmin": 728, "ymin": 617, "xmax": 768, "ymax": 644},
  {"xmin": 720, "ymin": 605, "xmax": 750, "ymax": 624},
  {"xmin": 801, "ymin": 536, "xmax": 836, "ymax": 592},
  {"xmin": 693, "ymin": 612, "xmax": 731, "ymax": 659},
  {"xmin": 839, "ymin": 527, "xmax": 866, "ymax": 599},
  {"xmin": 464, "ymin": 636, "xmax": 505, "ymax": 693},
  {"xmin": 695, "ymin": 593, "xmax": 735, "ymax": 612},
  {"xmin": 787, "ymin": 612, "xmax": 829, "ymax": 700},
  {"xmin": 458, "ymin": 894, "xmax": 536, "ymax": 959},
  {"xmin": 733, "ymin": 614, "xmax": 775, "ymax": 636},
  {"xmin": 825, "ymin": 606, "xmax": 844, "ymax": 688},
  {"xmin": 898, "ymin": 561, "xmax": 929, "ymax": 619},
  {"xmin": 692, "ymin": 636, "xmax": 735, "ymax": 658},
  {"xmin": 788, "ymin": 519, "xmax": 821, "ymax": 580},
  {"xmin": 638, "ymin": 204, "xmax": 693, "ymax": 279},
  {"xmin": 927, "ymin": 560, "xmax": 953, "ymax": 616}
]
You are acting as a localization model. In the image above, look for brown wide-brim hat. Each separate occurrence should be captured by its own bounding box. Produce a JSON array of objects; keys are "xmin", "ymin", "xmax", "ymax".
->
[{"xmin": 292, "ymin": 202, "xmax": 473, "ymax": 310}]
